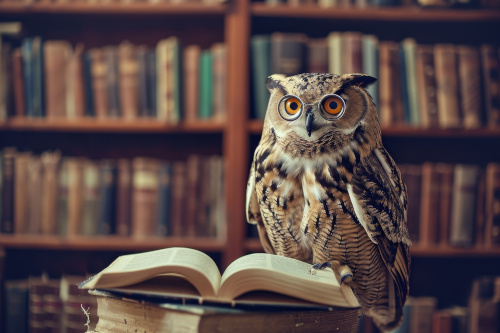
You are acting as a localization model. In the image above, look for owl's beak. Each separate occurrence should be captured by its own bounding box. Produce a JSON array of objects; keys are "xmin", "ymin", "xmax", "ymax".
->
[{"xmin": 305, "ymin": 108, "xmax": 314, "ymax": 137}]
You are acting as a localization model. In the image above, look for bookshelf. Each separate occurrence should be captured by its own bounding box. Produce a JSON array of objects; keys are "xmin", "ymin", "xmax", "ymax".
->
[{"xmin": 1, "ymin": 0, "xmax": 500, "ymax": 331}]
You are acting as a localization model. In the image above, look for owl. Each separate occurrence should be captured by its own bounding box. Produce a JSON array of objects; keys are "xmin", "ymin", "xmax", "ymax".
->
[{"xmin": 246, "ymin": 73, "xmax": 411, "ymax": 332}]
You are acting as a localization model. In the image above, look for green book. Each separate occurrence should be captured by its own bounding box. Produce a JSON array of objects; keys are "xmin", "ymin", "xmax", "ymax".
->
[
  {"xmin": 402, "ymin": 38, "xmax": 420, "ymax": 126},
  {"xmin": 199, "ymin": 50, "xmax": 213, "ymax": 120},
  {"xmin": 362, "ymin": 34, "xmax": 379, "ymax": 110},
  {"xmin": 251, "ymin": 35, "xmax": 271, "ymax": 120}
]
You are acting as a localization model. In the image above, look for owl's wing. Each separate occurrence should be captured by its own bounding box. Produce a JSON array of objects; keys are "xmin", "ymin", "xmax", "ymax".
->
[
  {"xmin": 348, "ymin": 147, "xmax": 411, "ymax": 312},
  {"xmin": 246, "ymin": 160, "xmax": 276, "ymax": 254}
]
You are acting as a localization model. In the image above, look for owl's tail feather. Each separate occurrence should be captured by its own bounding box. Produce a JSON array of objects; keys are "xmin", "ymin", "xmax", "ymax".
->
[{"xmin": 371, "ymin": 274, "xmax": 404, "ymax": 332}]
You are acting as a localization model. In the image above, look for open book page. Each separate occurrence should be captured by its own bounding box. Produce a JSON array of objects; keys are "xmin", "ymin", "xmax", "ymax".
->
[
  {"xmin": 80, "ymin": 248, "xmax": 221, "ymax": 297},
  {"xmin": 218, "ymin": 253, "xmax": 359, "ymax": 308}
]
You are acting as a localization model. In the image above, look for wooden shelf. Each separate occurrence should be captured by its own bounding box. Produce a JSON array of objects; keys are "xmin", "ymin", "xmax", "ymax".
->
[
  {"xmin": 251, "ymin": 3, "xmax": 500, "ymax": 22},
  {"xmin": 247, "ymin": 120, "xmax": 500, "ymax": 138},
  {"xmin": 245, "ymin": 238, "xmax": 500, "ymax": 257},
  {"xmin": 0, "ymin": 235, "xmax": 226, "ymax": 252},
  {"xmin": 0, "ymin": 118, "xmax": 225, "ymax": 133},
  {"xmin": 0, "ymin": 3, "xmax": 226, "ymax": 15}
]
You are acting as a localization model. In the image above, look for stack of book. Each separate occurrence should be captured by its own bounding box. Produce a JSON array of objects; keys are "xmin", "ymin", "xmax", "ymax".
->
[
  {"xmin": 4, "ymin": 275, "xmax": 98, "ymax": 333},
  {"xmin": 251, "ymin": 32, "xmax": 500, "ymax": 129},
  {"xmin": 262, "ymin": 0, "xmax": 500, "ymax": 8},
  {"xmin": 0, "ymin": 148, "xmax": 226, "ymax": 239},
  {"xmin": 0, "ymin": 35, "xmax": 226, "ymax": 124},
  {"xmin": 400, "ymin": 163, "xmax": 500, "ymax": 248}
]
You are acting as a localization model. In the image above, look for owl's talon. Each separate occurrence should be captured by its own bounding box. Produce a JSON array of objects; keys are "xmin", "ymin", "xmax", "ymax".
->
[
  {"xmin": 311, "ymin": 262, "xmax": 332, "ymax": 270},
  {"xmin": 340, "ymin": 273, "xmax": 353, "ymax": 284}
]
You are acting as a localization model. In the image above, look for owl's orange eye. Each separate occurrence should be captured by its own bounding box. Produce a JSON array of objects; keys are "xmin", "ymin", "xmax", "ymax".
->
[
  {"xmin": 320, "ymin": 94, "xmax": 345, "ymax": 120},
  {"xmin": 285, "ymin": 98, "xmax": 301, "ymax": 115},
  {"xmin": 323, "ymin": 96, "xmax": 343, "ymax": 115}
]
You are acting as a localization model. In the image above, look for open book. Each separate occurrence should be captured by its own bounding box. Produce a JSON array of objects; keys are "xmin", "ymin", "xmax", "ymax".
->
[{"xmin": 79, "ymin": 247, "xmax": 359, "ymax": 309}]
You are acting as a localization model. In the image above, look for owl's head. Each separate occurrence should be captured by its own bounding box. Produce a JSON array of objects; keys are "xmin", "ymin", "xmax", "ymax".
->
[{"xmin": 264, "ymin": 73, "xmax": 378, "ymax": 141}]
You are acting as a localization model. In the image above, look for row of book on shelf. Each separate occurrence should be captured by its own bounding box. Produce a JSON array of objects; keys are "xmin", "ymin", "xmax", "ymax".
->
[
  {"xmin": 4, "ymin": 275, "xmax": 98, "ymax": 333},
  {"xmin": 400, "ymin": 163, "xmax": 500, "ymax": 248},
  {"xmin": 384, "ymin": 276, "xmax": 500, "ymax": 333},
  {"xmin": 263, "ymin": 0, "xmax": 500, "ymax": 8},
  {"xmin": 0, "ymin": 23, "xmax": 226, "ymax": 124},
  {"xmin": 0, "ymin": 147, "xmax": 226, "ymax": 239},
  {"xmin": 251, "ymin": 32, "xmax": 500, "ymax": 129}
]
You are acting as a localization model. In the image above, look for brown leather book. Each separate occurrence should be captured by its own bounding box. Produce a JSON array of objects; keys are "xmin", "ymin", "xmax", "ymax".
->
[
  {"xmin": 378, "ymin": 41, "xmax": 404, "ymax": 127},
  {"xmin": 307, "ymin": 39, "xmax": 328, "ymax": 74},
  {"xmin": 434, "ymin": 44, "xmax": 461, "ymax": 128},
  {"xmin": 342, "ymin": 32, "xmax": 363, "ymax": 74},
  {"xmin": 416, "ymin": 45, "xmax": 439, "ymax": 128},
  {"xmin": 419, "ymin": 163, "xmax": 440, "ymax": 247},
  {"xmin": 89, "ymin": 48, "xmax": 109, "ymax": 119},
  {"xmin": 270, "ymin": 33, "xmax": 307, "ymax": 76},
  {"xmin": 11, "ymin": 48, "xmax": 25, "ymax": 117},
  {"xmin": 41, "ymin": 151, "xmax": 62, "ymax": 235},
  {"xmin": 435, "ymin": 163, "xmax": 454, "ymax": 246},
  {"xmin": 480, "ymin": 45, "xmax": 500, "ymax": 128},
  {"xmin": 67, "ymin": 158, "xmax": 84, "ymax": 237},
  {"xmin": 132, "ymin": 157, "xmax": 159, "ymax": 238},
  {"xmin": 185, "ymin": 155, "xmax": 201, "ymax": 238},
  {"xmin": 196, "ymin": 157, "xmax": 212, "ymax": 237},
  {"xmin": 400, "ymin": 164, "xmax": 422, "ymax": 244},
  {"xmin": 485, "ymin": 163, "xmax": 500, "ymax": 247},
  {"xmin": 432, "ymin": 311, "xmax": 453, "ymax": 333},
  {"xmin": 27, "ymin": 156, "xmax": 43, "ymax": 235},
  {"xmin": 56, "ymin": 158, "xmax": 70, "ymax": 236},
  {"xmin": 118, "ymin": 41, "xmax": 139, "ymax": 120},
  {"xmin": 1, "ymin": 147, "xmax": 16, "ymax": 233},
  {"xmin": 116, "ymin": 158, "xmax": 132, "ymax": 236},
  {"xmin": 183, "ymin": 45, "xmax": 201, "ymax": 123},
  {"xmin": 44, "ymin": 40, "xmax": 71, "ymax": 119},
  {"xmin": 212, "ymin": 43, "xmax": 227, "ymax": 122},
  {"xmin": 66, "ymin": 43, "xmax": 86, "ymax": 119},
  {"xmin": 103, "ymin": 46, "xmax": 121, "ymax": 118},
  {"xmin": 171, "ymin": 161, "xmax": 186, "ymax": 236},
  {"xmin": 82, "ymin": 160, "xmax": 100, "ymax": 236},
  {"xmin": 14, "ymin": 151, "xmax": 31, "ymax": 234},
  {"xmin": 457, "ymin": 46, "xmax": 482, "ymax": 129}
]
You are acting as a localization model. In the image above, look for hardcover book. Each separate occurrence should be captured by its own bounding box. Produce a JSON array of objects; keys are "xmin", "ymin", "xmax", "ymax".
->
[{"xmin": 79, "ymin": 247, "xmax": 360, "ymax": 310}]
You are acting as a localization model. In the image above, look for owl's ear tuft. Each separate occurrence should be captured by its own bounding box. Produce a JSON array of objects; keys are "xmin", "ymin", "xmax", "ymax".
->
[
  {"xmin": 341, "ymin": 74, "xmax": 377, "ymax": 89},
  {"xmin": 266, "ymin": 74, "xmax": 287, "ymax": 94}
]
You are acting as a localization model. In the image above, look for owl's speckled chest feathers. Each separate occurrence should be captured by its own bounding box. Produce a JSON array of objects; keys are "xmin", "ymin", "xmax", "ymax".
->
[{"xmin": 253, "ymin": 124, "xmax": 377, "ymax": 260}]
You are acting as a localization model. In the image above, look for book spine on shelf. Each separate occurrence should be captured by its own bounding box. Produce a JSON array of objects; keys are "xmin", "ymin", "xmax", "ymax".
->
[
  {"xmin": 66, "ymin": 43, "xmax": 86, "ymax": 119},
  {"xmin": 5, "ymin": 280, "xmax": 28, "ymax": 333},
  {"xmin": 434, "ymin": 44, "xmax": 461, "ymax": 129},
  {"xmin": 14, "ymin": 152, "xmax": 31, "ymax": 234},
  {"xmin": 485, "ymin": 163, "xmax": 500, "ymax": 246},
  {"xmin": 1, "ymin": 148, "xmax": 16, "ymax": 233},
  {"xmin": 40, "ymin": 151, "xmax": 61, "ymax": 235},
  {"xmin": 480, "ymin": 44, "xmax": 500, "ymax": 128},
  {"xmin": 457, "ymin": 45, "xmax": 482, "ymax": 129},
  {"xmin": 44, "ymin": 40, "xmax": 71, "ymax": 119},
  {"xmin": 361, "ymin": 34, "xmax": 379, "ymax": 110},
  {"xmin": 184, "ymin": 45, "xmax": 201, "ymax": 123},
  {"xmin": 82, "ymin": 160, "xmax": 100, "ymax": 236},
  {"xmin": 116, "ymin": 158, "xmax": 132, "ymax": 236},
  {"xmin": 307, "ymin": 38, "xmax": 328, "ymax": 74},
  {"xmin": 67, "ymin": 158, "xmax": 85, "ymax": 236},
  {"xmin": 21, "ymin": 38, "xmax": 34, "ymax": 117},
  {"xmin": 212, "ymin": 43, "xmax": 226, "ymax": 121},
  {"xmin": 96, "ymin": 160, "xmax": 117, "ymax": 235},
  {"xmin": 90, "ymin": 48, "xmax": 108, "ymax": 119},
  {"xmin": 171, "ymin": 161, "xmax": 186, "ymax": 236},
  {"xmin": 270, "ymin": 33, "xmax": 307, "ymax": 77},
  {"xmin": 250, "ymin": 35, "xmax": 271, "ymax": 120},
  {"xmin": 118, "ymin": 41, "xmax": 139, "ymax": 120},
  {"xmin": 103, "ymin": 46, "xmax": 121, "ymax": 118},
  {"xmin": 132, "ymin": 157, "xmax": 159, "ymax": 238},
  {"xmin": 12, "ymin": 47, "xmax": 26, "ymax": 117},
  {"xmin": 199, "ymin": 50, "xmax": 213, "ymax": 120},
  {"xmin": 32, "ymin": 37, "xmax": 45, "ymax": 118},
  {"xmin": 416, "ymin": 45, "xmax": 439, "ymax": 128},
  {"xmin": 83, "ymin": 51, "xmax": 95, "ymax": 117},
  {"xmin": 27, "ymin": 156, "xmax": 43, "ymax": 235},
  {"xmin": 156, "ymin": 162, "xmax": 172, "ymax": 236}
]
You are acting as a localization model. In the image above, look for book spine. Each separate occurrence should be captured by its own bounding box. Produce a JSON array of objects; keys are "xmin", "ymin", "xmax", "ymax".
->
[
  {"xmin": 402, "ymin": 38, "xmax": 420, "ymax": 126},
  {"xmin": 434, "ymin": 44, "xmax": 461, "ymax": 128},
  {"xmin": 27, "ymin": 156, "xmax": 43, "ymax": 234},
  {"xmin": 327, "ymin": 32, "xmax": 343, "ymax": 75},
  {"xmin": 116, "ymin": 158, "xmax": 132, "ymax": 236},
  {"xmin": 82, "ymin": 160, "xmax": 100, "ymax": 236},
  {"xmin": 104, "ymin": 46, "xmax": 121, "ymax": 118},
  {"xmin": 56, "ymin": 159, "xmax": 69, "ymax": 235},
  {"xmin": 67, "ymin": 158, "xmax": 84, "ymax": 236},
  {"xmin": 378, "ymin": 41, "xmax": 403, "ymax": 127},
  {"xmin": 183, "ymin": 45, "xmax": 201, "ymax": 123},
  {"xmin": 480, "ymin": 44, "xmax": 500, "ymax": 127},
  {"xmin": 416, "ymin": 45, "xmax": 439, "ymax": 128},
  {"xmin": 1, "ymin": 148, "xmax": 16, "ymax": 233},
  {"xmin": 12, "ymin": 47, "xmax": 26, "ymax": 117},
  {"xmin": 307, "ymin": 39, "xmax": 328, "ymax": 74},
  {"xmin": 118, "ymin": 41, "xmax": 139, "ymax": 120},
  {"xmin": 419, "ymin": 163, "xmax": 440, "ymax": 246},
  {"xmin": 156, "ymin": 40, "xmax": 168, "ymax": 122},
  {"xmin": 83, "ymin": 51, "xmax": 95, "ymax": 117},
  {"xmin": 32, "ymin": 37, "xmax": 45, "ymax": 118},
  {"xmin": 436, "ymin": 163, "xmax": 454, "ymax": 246},
  {"xmin": 171, "ymin": 161, "xmax": 186, "ymax": 236},
  {"xmin": 66, "ymin": 43, "xmax": 86, "ymax": 118},
  {"xmin": 212, "ymin": 43, "xmax": 226, "ymax": 121},
  {"xmin": 156, "ymin": 162, "xmax": 172, "ymax": 236},
  {"xmin": 28, "ymin": 278, "xmax": 47, "ymax": 333},
  {"xmin": 199, "ymin": 50, "xmax": 213, "ymax": 119},
  {"xmin": 97, "ymin": 160, "xmax": 117, "ymax": 235},
  {"xmin": 44, "ymin": 40, "xmax": 70, "ymax": 118},
  {"xmin": 21, "ymin": 38, "xmax": 34, "ymax": 117},
  {"xmin": 40, "ymin": 151, "xmax": 61, "ymax": 236},
  {"xmin": 457, "ymin": 46, "xmax": 482, "ymax": 129},
  {"xmin": 485, "ymin": 163, "xmax": 500, "ymax": 246},
  {"xmin": 250, "ymin": 35, "xmax": 271, "ymax": 120},
  {"xmin": 147, "ymin": 51, "xmax": 157, "ymax": 118},
  {"xmin": 362, "ymin": 35, "xmax": 379, "ymax": 110},
  {"xmin": 132, "ymin": 158, "xmax": 159, "ymax": 238},
  {"xmin": 90, "ymin": 48, "xmax": 108, "ymax": 119},
  {"xmin": 137, "ymin": 46, "xmax": 149, "ymax": 117},
  {"xmin": 270, "ymin": 33, "xmax": 307, "ymax": 76},
  {"xmin": 14, "ymin": 152, "xmax": 30, "ymax": 234},
  {"xmin": 185, "ymin": 155, "xmax": 200, "ymax": 237},
  {"xmin": 399, "ymin": 44, "xmax": 411, "ymax": 124},
  {"xmin": 342, "ymin": 32, "xmax": 363, "ymax": 74},
  {"xmin": 449, "ymin": 164, "xmax": 480, "ymax": 246},
  {"xmin": 5, "ymin": 280, "xmax": 28, "ymax": 333}
]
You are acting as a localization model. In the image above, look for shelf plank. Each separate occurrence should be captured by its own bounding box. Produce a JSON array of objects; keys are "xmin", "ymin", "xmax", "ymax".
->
[
  {"xmin": 251, "ymin": 3, "xmax": 500, "ymax": 22},
  {"xmin": 0, "ymin": 3, "xmax": 226, "ymax": 15},
  {"xmin": 0, "ymin": 235, "xmax": 226, "ymax": 252},
  {"xmin": 0, "ymin": 118, "xmax": 225, "ymax": 133},
  {"xmin": 247, "ymin": 120, "xmax": 500, "ymax": 138},
  {"xmin": 245, "ymin": 238, "xmax": 500, "ymax": 257}
]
